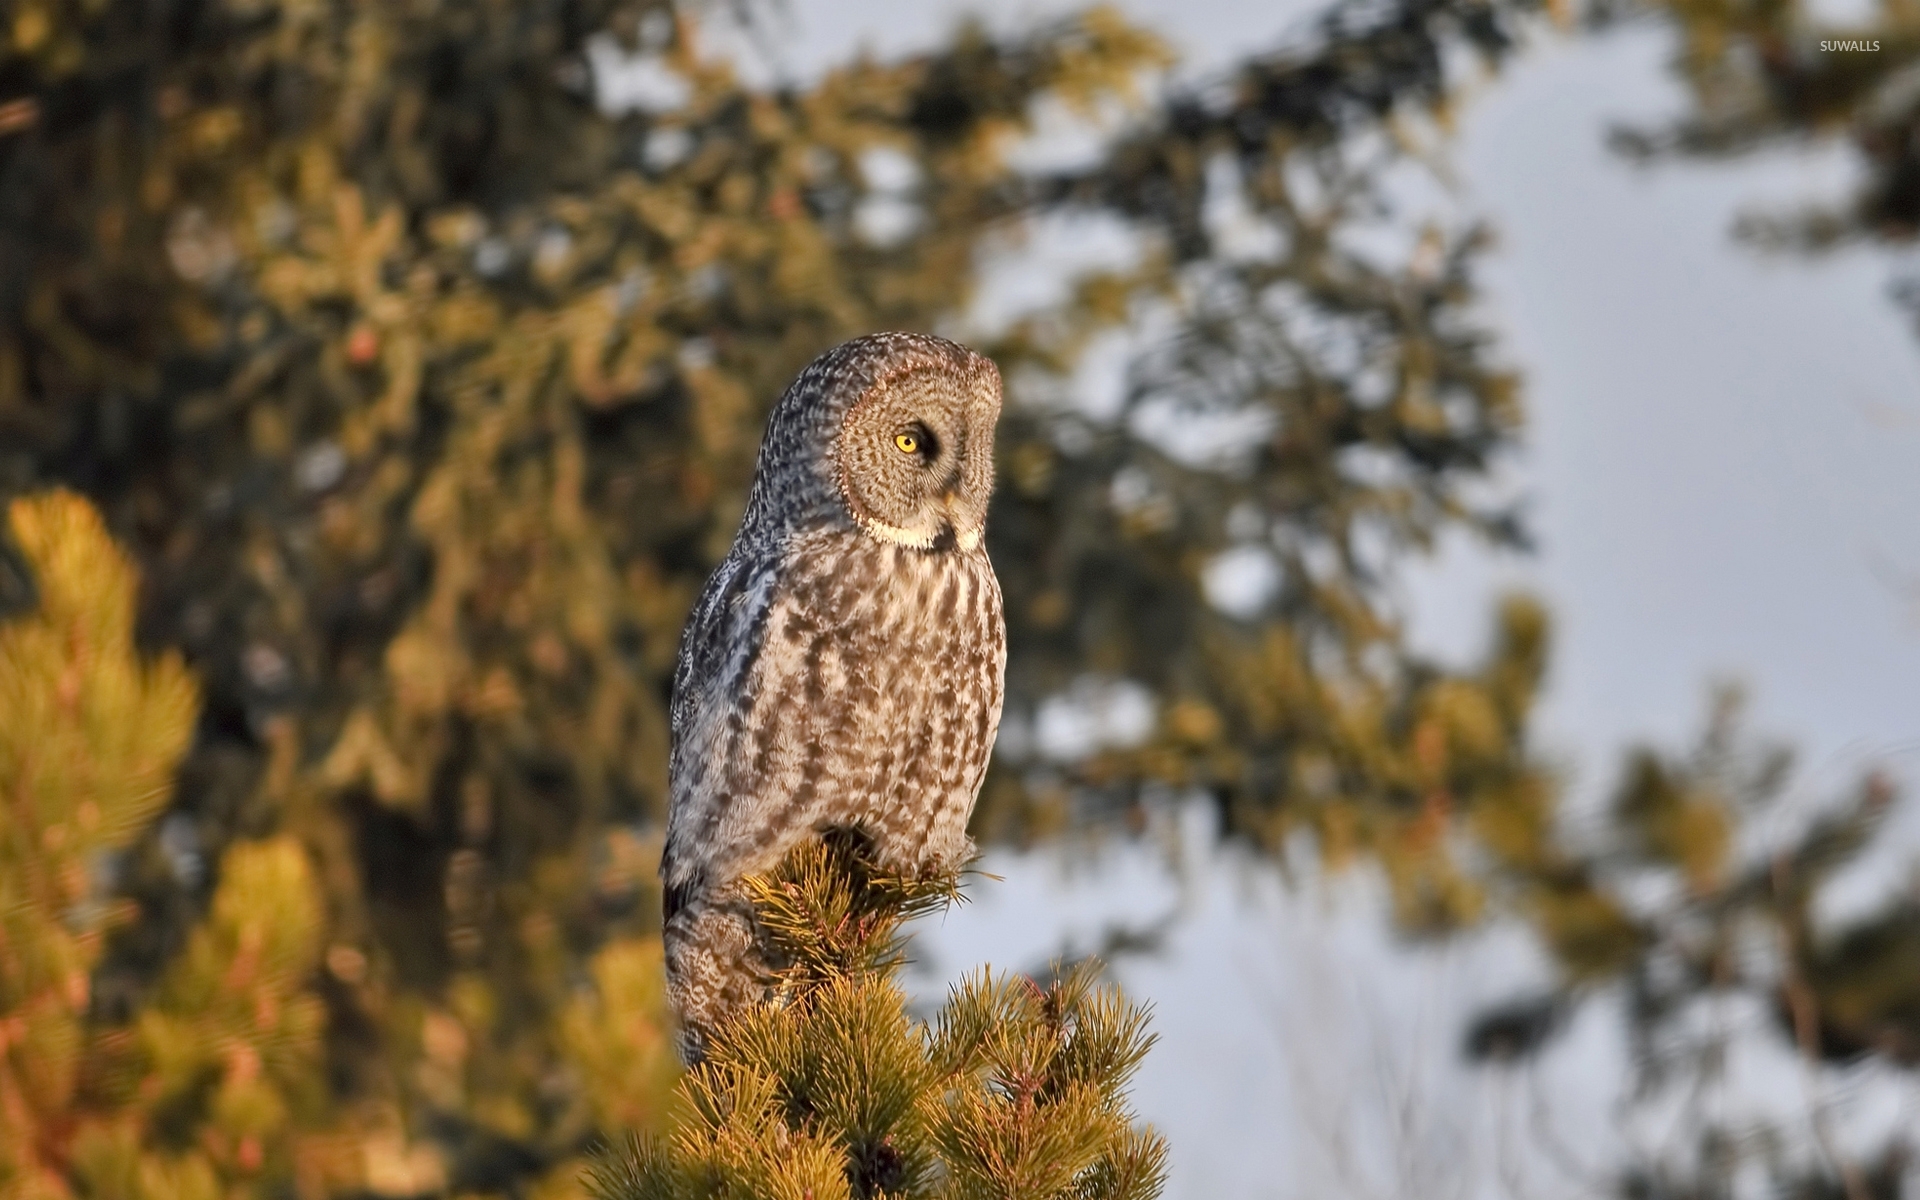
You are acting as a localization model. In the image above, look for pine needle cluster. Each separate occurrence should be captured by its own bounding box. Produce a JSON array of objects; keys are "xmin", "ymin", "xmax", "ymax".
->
[
  {"xmin": 0, "ymin": 492, "xmax": 335, "ymax": 1200},
  {"xmin": 589, "ymin": 833, "xmax": 1168, "ymax": 1200}
]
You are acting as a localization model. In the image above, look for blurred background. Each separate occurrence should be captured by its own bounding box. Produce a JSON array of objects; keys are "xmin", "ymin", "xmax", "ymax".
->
[{"xmin": 2, "ymin": 0, "xmax": 1918, "ymax": 1198}]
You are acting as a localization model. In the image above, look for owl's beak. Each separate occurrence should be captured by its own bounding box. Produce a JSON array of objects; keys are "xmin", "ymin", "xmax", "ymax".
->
[{"xmin": 940, "ymin": 487, "xmax": 982, "ymax": 551}]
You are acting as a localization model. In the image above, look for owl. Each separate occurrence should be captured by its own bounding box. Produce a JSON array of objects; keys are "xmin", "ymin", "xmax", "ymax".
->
[{"xmin": 661, "ymin": 331, "xmax": 1007, "ymax": 1061}]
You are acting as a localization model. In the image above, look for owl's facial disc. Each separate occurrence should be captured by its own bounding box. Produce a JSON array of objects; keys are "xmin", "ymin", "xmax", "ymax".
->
[{"xmin": 834, "ymin": 362, "xmax": 999, "ymax": 552}]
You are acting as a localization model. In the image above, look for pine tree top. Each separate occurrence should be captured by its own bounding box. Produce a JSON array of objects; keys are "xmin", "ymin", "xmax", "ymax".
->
[{"xmin": 589, "ymin": 832, "xmax": 1167, "ymax": 1200}]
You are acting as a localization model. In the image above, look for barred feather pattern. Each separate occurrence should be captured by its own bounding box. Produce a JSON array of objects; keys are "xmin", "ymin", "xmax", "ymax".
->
[{"xmin": 662, "ymin": 333, "xmax": 1007, "ymax": 1061}]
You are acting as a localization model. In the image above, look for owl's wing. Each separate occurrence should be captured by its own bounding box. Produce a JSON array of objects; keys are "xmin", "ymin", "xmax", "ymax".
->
[{"xmin": 662, "ymin": 547, "xmax": 837, "ymax": 917}]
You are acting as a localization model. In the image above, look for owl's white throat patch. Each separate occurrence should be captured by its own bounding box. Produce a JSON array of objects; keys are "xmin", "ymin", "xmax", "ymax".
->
[{"xmin": 856, "ymin": 514, "xmax": 982, "ymax": 553}]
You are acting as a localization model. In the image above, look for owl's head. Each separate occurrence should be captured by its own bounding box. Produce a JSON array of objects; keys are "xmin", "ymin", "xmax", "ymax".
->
[{"xmin": 753, "ymin": 333, "xmax": 1002, "ymax": 553}]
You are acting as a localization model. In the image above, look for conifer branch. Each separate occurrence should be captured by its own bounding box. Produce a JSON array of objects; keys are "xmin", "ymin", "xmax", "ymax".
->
[{"xmin": 590, "ymin": 831, "xmax": 1167, "ymax": 1200}]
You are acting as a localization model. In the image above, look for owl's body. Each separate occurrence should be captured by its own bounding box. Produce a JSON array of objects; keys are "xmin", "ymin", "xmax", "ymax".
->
[{"xmin": 662, "ymin": 333, "xmax": 1006, "ymax": 1060}]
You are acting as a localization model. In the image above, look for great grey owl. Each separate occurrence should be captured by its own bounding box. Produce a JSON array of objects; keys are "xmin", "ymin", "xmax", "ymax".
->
[{"xmin": 661, "ymin": 332, "xmax": 1007, "ymax": 1061}]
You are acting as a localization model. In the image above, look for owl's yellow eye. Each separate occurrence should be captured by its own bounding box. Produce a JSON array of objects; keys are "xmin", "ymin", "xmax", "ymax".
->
[{"xmin": 893, "ymin": 433, "xmax": 919, "ymax": 454}]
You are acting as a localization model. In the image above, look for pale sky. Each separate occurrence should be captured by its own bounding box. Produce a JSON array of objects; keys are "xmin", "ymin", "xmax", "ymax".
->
[{"xmin": 719, "ymin": 4, "xmax": 1920, "ymax": 1195}]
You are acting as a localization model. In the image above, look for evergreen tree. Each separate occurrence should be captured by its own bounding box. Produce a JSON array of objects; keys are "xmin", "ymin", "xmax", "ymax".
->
[
  {"xmin": 588, "ymin": 832, "xmax": 1166, "ymax": 1200},
  {"xmin": 0, "ymin": 1, "xmax": 1551, "ymax": 1194},
  {"xmin": 1, "ymin": 0, "xmax": 1914, "ymax": 1194},
  {"xmin": 1464, "ymin": 690, "xmax": 1918, "ymax": 1200},
  {"xmin": 1594, "ymin": 0, "xmax": 1920, "ymax": 255},
  {"xmin": 0, "ymin": 490, "xmax": 340, "ymax": 1200},
  {"xmin": 1447, "ymin": 2, "xmax": 1920, "ymax": 1192}
]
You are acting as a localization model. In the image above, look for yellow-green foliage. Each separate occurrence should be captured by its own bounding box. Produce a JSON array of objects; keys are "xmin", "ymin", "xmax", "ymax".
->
[
  {"xmin": 0, "ymin": 491, "xmax": 198, "ymax": 1199},
  {"xmin": 101, "ymin": 839, "xmax": 332, "ymax": 1193},
  {"xmin": 591, "ymin": 835, "xmax": 1167, "ymax": 1200},
  {"xmin": 0, "ymin": 493, "xmax": 337, "ymax": 1200},
  {"xmin": 0, "ymin": 491, "xmax": 197, "ymax": 905},
  {"xmin": 562, "ymin": 937, "xmax": 682, "ymax": 1136}
]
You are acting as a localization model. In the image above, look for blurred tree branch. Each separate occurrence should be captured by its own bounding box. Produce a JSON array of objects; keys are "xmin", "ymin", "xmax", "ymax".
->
[{"xmin": 0, "ymin": 0, "xmax": 1556, "ymax": 1192}]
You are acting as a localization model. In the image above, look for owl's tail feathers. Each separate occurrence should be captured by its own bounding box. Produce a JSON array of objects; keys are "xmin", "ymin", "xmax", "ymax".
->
[{"xmin": 662, "ymin": 888, "xmax": 768, "ymax": 1065}]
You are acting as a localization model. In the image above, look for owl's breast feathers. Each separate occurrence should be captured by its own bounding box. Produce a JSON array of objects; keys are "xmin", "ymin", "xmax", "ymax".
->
[{"xmin": 663, "ymin": 529, "xmax": 1006, "ymax": 914}]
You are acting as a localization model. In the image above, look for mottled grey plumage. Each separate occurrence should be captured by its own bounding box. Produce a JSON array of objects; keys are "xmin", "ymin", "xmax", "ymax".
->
[{"xmin": 662, "ymin": 332, "xmax": 1007, "ymax": 1060}]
